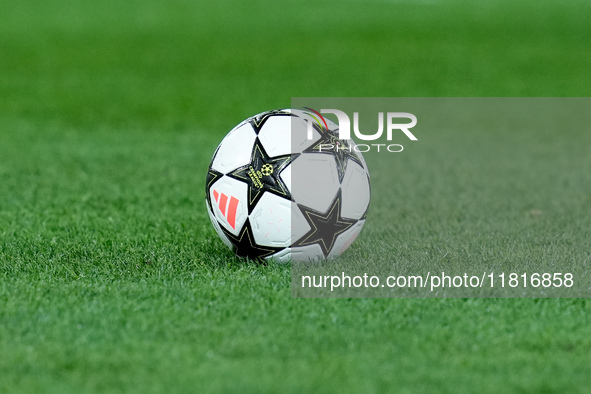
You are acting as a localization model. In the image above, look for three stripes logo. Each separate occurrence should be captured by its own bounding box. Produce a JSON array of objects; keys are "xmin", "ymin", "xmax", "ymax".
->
[{"xmin": 213, "ymin": 190, "xmax": 239, "ymax": 229}]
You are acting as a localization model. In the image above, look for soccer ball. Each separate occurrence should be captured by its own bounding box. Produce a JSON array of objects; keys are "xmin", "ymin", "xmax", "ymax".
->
[{"xmin": 205, "ymin": 109, "xmax": 371, "ymax": 263}]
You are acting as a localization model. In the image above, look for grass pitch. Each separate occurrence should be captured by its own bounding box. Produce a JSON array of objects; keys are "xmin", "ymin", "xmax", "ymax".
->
[{"xmin": 1, "ymin": 0, "xmax": 591, "ymax": 392}]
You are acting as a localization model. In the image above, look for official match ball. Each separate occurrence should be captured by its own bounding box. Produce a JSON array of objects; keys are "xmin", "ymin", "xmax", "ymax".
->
[{"xmin": 205, "ymin": 109, "xmax": 371, "ymax": 262}]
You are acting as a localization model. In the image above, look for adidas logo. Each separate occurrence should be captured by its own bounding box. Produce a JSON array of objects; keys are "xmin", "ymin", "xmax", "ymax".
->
[{"xmin": 213, "ymin": 190, "xmax": 239, "ymax": 229}]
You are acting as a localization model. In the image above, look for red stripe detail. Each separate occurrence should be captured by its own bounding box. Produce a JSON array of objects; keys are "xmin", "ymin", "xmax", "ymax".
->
[
  {"xmin": 304, "ymin": 107, "xmax": 328, "ymax": 130},
  {"xmin": 213, "ymin": 190, "xmax": 219, "ymax": 202},
  {"xmin": 218, "ymin": 193, "xmax": 228, "ymax": 215},
  {"xmin": 226, "ymin": 197, "xmax": 239, "ymax": 229}
]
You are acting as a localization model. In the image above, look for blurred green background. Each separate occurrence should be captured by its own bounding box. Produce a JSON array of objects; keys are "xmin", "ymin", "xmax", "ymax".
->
[
  {"xmin": 1, "ymin": 0, "xmax": 591, "ymax": 392},
  {"xmin": 2, "ymin": 0, "xmax": 591, "ymax": 129}
]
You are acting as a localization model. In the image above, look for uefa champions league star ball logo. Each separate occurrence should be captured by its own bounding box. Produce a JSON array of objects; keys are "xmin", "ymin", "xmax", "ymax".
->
[
  {"xmin": 260, "ymin": 164, "xmax": 273, "ymax": 176},
  {"xmin": 246, "ymin": 163, "xmax": 274, "ymax": 189},
  {"xmin": 205, "ymin": 109, "xmax": 371, "ymax": 263}
]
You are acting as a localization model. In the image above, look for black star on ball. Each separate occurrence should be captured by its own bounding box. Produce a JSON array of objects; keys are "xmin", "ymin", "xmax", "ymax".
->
[
  {"xmin": 248, "ymin": 109, "xmax": 293, "ymax": 134},
  {"xmin": 205, "ymin": 168, "xmax": 223, "ymax": 210},
  {"xmin": 221, "ymin": 219, "xmax": 283, "ymax": 260},
  {"xmin": 304, "ymin": 123, "xmax": 364, "ymax": 183},
  {"xmin": 227, "ymin": 139, "xmax": 296, "ymax": 214},
  {"xmin": 292, "ymin": 190, "xmax": 356, "ymax": 257}
]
